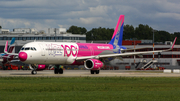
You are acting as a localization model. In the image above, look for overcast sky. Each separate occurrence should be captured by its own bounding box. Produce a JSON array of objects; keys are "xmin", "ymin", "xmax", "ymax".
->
[{"xmin": 0, "ymin": 0, "xmax": 180, "ymax": 33}]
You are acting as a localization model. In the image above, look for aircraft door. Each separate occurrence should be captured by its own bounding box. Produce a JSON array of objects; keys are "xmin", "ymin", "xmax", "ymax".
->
[
  {"xmin": 39, "ymin": 44, "xmax": 45, "ymax": 56},
  {"xmin": 90, "ymin": 46, "xmax": 94, "ymax": 56}
]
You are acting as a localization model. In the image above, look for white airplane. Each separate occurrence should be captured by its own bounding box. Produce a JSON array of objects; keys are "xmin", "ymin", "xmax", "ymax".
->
[
  {"xmin": 17, "ymin": 15, "xmax": 176, "ymax": 74},
  {"xmin": 0, "ymin": 38, "xmax": 16, "ymax": 69},
  {"xmin": 2, "ymin": 39, "xmax": 51, "ymax": 71}
]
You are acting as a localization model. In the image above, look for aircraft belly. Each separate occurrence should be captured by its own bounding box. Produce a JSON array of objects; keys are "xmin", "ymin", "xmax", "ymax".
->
[
  {"xmin": 27, "ymin": 56, "xmax": 66, "ymax": 64},
  {"xmin": 42, "ymin": 56, "xmax": 75, "ymax": 65},
  {"xmin": 46, "ymin": 56, "xmax": 67, "ymax": 64}
]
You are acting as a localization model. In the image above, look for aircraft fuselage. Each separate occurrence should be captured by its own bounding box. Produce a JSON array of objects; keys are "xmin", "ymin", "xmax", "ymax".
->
[{"xmin": 18, "ymin": 42, "xmax": 116, "ymax": 65}]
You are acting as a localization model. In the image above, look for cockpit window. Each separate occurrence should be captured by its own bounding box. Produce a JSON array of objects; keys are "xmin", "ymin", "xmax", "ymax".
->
[
  {"xmin": 25, "ymin": 47, "xmax": 30, "ymax": 50},
  {"xmin": 21, "ymin": 47, "xmax": 24, "ymax": 50},
  {"xmin": 21, "ymin": 47, "xmax": 37, "ymax": 51},
  {"xmin": 31, "ymin": 47, "xmax": 34, "ymax": 50},
  {"xmin": 33, "ymin": 47, "xmax": 37, "ymax": 51}
]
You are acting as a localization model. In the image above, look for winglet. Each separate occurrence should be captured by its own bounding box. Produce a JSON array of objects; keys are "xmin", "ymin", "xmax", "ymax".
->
[
  {"xmin": 171, "ymin": 37, "xmax": 177, "ymax": 49},
  {"xmin": 4, "ymin": 41, "xmax": 8, "ymax": 53}
]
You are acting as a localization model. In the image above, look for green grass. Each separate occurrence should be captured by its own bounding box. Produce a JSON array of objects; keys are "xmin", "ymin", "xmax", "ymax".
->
[{"xmin": 0, "ymin": 77, "xmax": 180, "ymax": 101}]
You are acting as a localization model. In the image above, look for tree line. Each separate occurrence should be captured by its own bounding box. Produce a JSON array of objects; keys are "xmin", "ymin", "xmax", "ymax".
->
[{"xmin": 67, "ymin": 24, "xmax": 180, "ymax": 44}]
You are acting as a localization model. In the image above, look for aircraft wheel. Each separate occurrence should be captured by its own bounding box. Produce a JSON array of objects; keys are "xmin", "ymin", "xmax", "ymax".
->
[
  {"xmin": 58, "ymin": 68, "xmax": 63, "ymax": 74},
  {"xmin": 31, "ymin": 70, "xmax": 37, "ymax": 75},
  {"xmin": 96, "ymin": 70, "xmax": 100, "ymax": 74},
  {"xmin": 3, "ymin": 66, "xmax": 8, "ymax": 70},
  {"xmin": 91, "ymin": 70, "xmax": 94, "ymax": 74},
  {"xmin": 54, "ymin": 68, "xmax": 59, "ymax": 74}
]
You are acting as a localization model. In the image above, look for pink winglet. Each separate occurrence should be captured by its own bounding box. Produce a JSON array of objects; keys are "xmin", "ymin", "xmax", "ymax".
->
[
  {"xmin": 111, "ymin": 15, "xmax": 124, "ymax": 39},
  {"xmin": 171, "ymin": 37, "xmax": 177, "ymax": 49},
  {"xmin": 4, "ymin": 41, "xmax": 8, "ymax": 52}
]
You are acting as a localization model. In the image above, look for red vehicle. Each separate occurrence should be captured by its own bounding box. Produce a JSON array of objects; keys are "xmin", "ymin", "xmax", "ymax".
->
[{"xmin": 125, "ymin": 66, "xmax": 131, "ymax": 70}]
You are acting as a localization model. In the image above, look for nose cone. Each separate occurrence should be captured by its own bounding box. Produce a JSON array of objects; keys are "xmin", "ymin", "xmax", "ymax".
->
[{"xmin": 18, "ymin": 52, "xmax": 27, "ymax": 62}]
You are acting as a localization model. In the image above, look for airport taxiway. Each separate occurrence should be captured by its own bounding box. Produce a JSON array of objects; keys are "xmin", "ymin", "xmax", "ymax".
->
[{"xmin": 0, "ymin": 70, "xmax": 180, "ymax": 77}]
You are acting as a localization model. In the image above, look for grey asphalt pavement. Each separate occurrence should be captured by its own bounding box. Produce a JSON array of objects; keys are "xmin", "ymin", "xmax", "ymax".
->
[{"xmin": 0, "ymin": 70, "xmax": 180, "ymax": 77}]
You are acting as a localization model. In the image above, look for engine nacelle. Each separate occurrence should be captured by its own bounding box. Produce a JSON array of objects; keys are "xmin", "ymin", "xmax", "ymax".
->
[
  {"xmin": 84, "ymin": 59, "xmax": 104, "ymax": 70},
  {"xmin": 29, "ymin": 64, "xmax": 46, "ymax": 70}
]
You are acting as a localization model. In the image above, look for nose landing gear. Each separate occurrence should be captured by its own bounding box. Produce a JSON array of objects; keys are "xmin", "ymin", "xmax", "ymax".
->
[
  {"xmin": 30, "ymin": 64, "xmax": 38, "ymax": 75},
  {"xmin": 31, "ymin": 70, "xmax": 37, "ymax": 74}
]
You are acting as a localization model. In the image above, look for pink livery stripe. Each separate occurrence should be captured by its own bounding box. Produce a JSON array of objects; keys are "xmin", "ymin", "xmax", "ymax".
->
[
  {"xmin": 111, "ymin": 15, "xmax": 124, "ymax": 39},
  {"xmin": 76, "ymin": 43, "xmax": 113, "ymax": 57}
]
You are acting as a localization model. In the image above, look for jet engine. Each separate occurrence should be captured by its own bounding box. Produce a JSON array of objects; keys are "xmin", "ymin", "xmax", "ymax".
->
[
  {"xmin": 84, "ymin": 59, "xmax": 104, "ymax": 70},
  {"xmin": 29, "ymin": 64, "xmax": 46, "ymax": 70}
]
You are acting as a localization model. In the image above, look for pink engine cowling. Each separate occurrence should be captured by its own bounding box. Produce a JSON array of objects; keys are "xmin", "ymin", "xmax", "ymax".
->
[
  {"xmin": 29, "ymin": 64, "xmax": 46, "ymax": 70},
  {"xmin": 84, "ymin": 59, "xmax": 104, "ymax": 70},
  {"xmin": 37, "ymin": 64, "xmax": 46, "ymax": 70}
]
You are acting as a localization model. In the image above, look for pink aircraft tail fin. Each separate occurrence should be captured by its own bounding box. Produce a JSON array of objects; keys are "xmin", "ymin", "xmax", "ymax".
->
[
  {"xmin": 4, "ymin": 41, "xmax": 8, "ymax": 53},
  {"xmin": 109, "ymin": 15, "xmax": 124, "ymax": 46},
  {"xmin": 171, "ymin": 37, "xmax": 177, "ymax": 49}
]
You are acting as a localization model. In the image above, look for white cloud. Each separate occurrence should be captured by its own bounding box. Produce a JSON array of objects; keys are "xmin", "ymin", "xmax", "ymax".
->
[
  {"xmin": 0, "ymin": 0, "xmax": 180, "ymax": 33},
  {"xmin": 155, "ymin": 12, "xmax": 180, "ymax": 20},
  {"xmin": 79, "ymin": 17, "xmax": 103, "ymax": 24},
  {"xmin": 63, "ymin": 5, "xmax": 111, "ymax": 18}
]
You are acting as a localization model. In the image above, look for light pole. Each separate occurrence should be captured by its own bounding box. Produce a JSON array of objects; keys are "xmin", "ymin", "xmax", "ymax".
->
[
  {"xmin": 153, "ymin": 30, "xmax": 154, "ymax": 60},
  {"xmin": 55, "ymin": 28, "xmax": 57, "ymax": 42},
  {"xmin": 133, "ymin": 38, "xmax": 137, "ymax": 66},
  {"xmin": 152, "ymin": 30, "xmax": 157, "ymax": 60}
]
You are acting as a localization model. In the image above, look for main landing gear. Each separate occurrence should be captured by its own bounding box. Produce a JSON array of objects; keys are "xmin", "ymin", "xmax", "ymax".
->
[
  {"xmin": 90, "ymin": 70, "xmax": 100, "ymax": 74},
  {"xmin": 54, "ymin": 65, "xmax": 63, "ymax": 74},
  {"xmin": 2, "ymin": 65, "xmax": 8, "ymax": 70}
]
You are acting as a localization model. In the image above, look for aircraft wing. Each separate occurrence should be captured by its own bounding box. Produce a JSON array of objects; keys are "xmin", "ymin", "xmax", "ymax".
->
[
  {"xmin": 10, "ymin": 60, "xmax": 20, "ymax": 62},
  {"xmin": 76, "ymin": 48, "xmax": 170, "ymax": 60},
  {"xmin": 3, "ymin": 52, "xmax": 19, "ymax": 56},
  {"xmin": 121, "ymin": 47, "xmax": 153, "ymax": 53},
  {"xmin": 2, "ymin": 55, "xmax": 18, "ymax": 58},
  {"xmin": 76, "ymin": 37, "xmax": 176, "ymax": 61}
]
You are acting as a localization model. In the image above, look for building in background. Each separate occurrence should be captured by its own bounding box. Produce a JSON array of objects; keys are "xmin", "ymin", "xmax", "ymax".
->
[
  {"xmin": 48, "ymin": 28, "xmax": 66, "ymax": 34},
  {"xmin": 0, "ymin": 28, "xmax": 179, "ymax": 69},
  {"xmin": 0, "ymin": 27, "xmax": 86, "ymax": 53},
  {"xmin": 12, "ymin": 28, "xmax": 37, "ymax": 34},
  {"xmin": 0, "ymin": 29, "xmax": 10, "ymax": 34}
]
